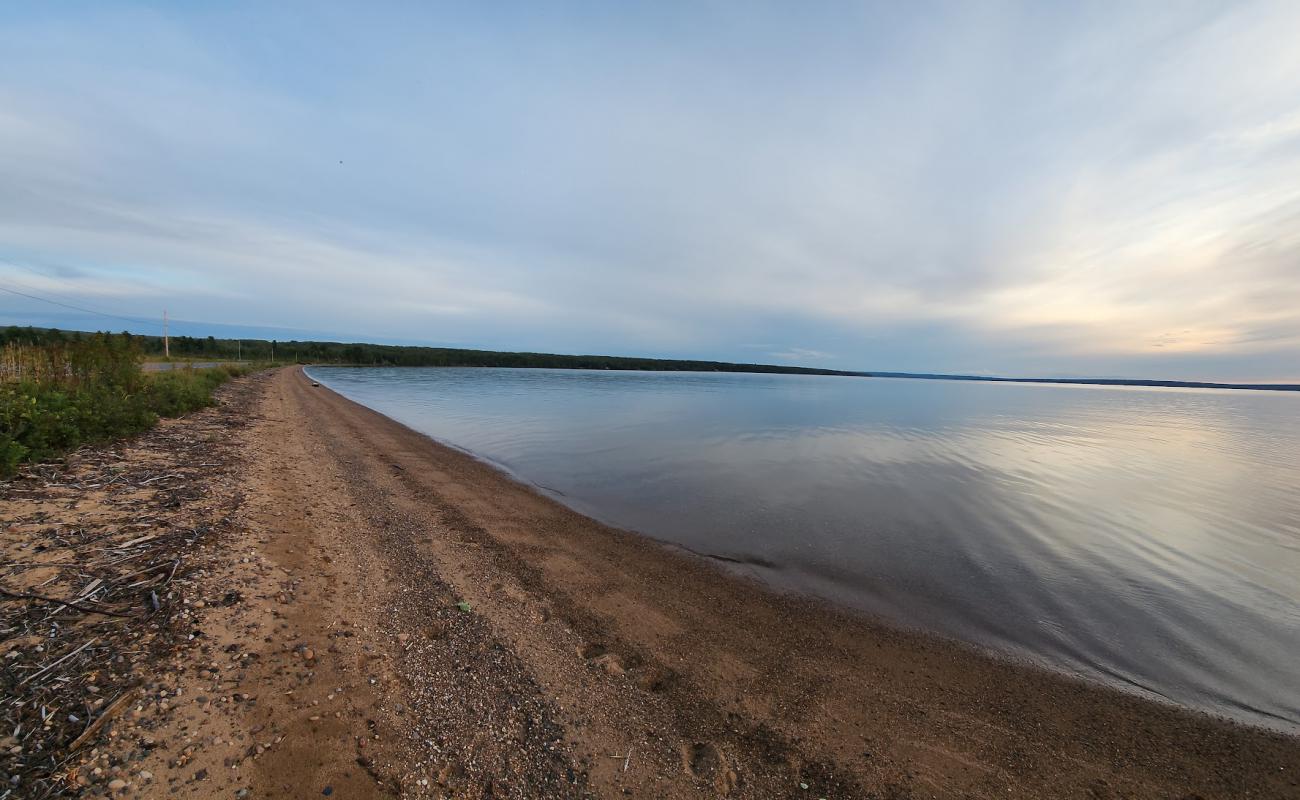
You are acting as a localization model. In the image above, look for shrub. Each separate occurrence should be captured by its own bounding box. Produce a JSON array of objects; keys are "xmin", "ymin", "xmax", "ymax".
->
[{"xmin": 0, "ymin": 336, "xmax": 257, "ymax": 477}]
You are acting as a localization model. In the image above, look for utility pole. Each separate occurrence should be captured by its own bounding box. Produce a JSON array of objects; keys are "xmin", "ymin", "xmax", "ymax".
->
[{"xmin": 163, "ymin": 309, "xmax": 170, "ymax": 358}]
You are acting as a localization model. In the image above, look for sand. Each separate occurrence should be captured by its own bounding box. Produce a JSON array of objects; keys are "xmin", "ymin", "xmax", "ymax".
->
[{"xmin": 3, "ymin": 366, "xmax": 1297, "ymax": 799}]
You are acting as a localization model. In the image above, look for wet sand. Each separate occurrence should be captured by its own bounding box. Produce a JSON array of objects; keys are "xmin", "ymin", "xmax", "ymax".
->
[{"xmin": 4, "ymin": 366, "xmax": 1297, "ymax": 798}]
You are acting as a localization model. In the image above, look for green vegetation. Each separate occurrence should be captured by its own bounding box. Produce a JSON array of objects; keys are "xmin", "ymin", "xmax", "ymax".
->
[{"xmin": 0, "ymin": 332, "xmax": 257, "ymax": 476}]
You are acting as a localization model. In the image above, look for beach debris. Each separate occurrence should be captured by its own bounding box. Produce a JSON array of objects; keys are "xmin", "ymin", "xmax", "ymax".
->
[
  {"xmin": 68, "ymin": 691, "xmax": 135, "ymax": 751},
  {"xmin": 0, "ymin": 373, "xmax": 260, "ymax": 797}
]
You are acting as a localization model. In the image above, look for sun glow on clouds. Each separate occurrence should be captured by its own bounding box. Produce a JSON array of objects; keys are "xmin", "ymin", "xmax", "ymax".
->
[{"xmin": 0, "ymin": 2, "xmax": 1299, "ymax": 380}]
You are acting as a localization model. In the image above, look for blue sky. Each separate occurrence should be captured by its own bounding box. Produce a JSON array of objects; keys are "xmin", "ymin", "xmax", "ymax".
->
[{"xmin": 2, "ymin": 1, "xmax": 1298, "ymax": 381}]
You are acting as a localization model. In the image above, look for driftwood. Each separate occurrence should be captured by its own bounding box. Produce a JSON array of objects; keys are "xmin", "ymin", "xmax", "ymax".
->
[
  {"xmin": 67, "ymin": 691, "xmax": 135, "ymax": 751},
  {"xmin": 18, "ymin": 637, "xmax": 99, "ymax": 686},
  {"xmin": 0, "ymin": 588, "xmax": 132, "ymax": 618}
]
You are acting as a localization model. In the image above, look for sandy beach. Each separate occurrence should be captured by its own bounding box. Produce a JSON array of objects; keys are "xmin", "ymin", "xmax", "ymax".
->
[{"xmin": 3, "ymin": 366, "xmax": 1297, "ymax": 799}]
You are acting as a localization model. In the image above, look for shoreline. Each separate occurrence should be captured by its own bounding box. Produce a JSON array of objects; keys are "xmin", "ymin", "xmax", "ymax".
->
[
  {"xmin": 3, "ymin": 366, "xmax": 1297, "ymax": 798},
  {"xmin": 305, "ymin": 364, "xmax": 1298, "ymax": 737}
]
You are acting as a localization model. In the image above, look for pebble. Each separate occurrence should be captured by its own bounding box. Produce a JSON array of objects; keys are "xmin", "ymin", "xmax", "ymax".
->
[{"xmin": 108, "ymin": 778, "xmax": 127, "ymax": 791}]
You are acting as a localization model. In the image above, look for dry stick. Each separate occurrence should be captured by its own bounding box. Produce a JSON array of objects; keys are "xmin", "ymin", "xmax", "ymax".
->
[
  {"xmin": 0, "ymin": 589, "xmax": 131, "ymax": 618},
  {"xmin": 67, "ymin": 691, "xmax": 135, "ymax": 751},
  {"xmin": 18, "ymin": 637, "xmax": 98, "ymax": 686},
  {"xmin": 111, "ymin": 559, "xmax": 176, "ymax": 585},
  {"xmin": 117, "ymin": 533, "xmax": 157, "ymax": 549}
]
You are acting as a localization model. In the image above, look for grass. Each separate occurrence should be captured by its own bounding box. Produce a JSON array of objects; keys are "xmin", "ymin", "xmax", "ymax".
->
[{"xmin": 1, "ymin": 335, "xmax": 261, "ymax": 477}]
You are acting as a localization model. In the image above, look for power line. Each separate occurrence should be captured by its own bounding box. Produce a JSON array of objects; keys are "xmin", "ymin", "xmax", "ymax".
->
[
  {"xmin": 0, "ymin": 282, "xmax": 164, "ymax": 330},
  {"xmin": 0, "ymin": 275, "xmax": 296, "ymax": 342}
]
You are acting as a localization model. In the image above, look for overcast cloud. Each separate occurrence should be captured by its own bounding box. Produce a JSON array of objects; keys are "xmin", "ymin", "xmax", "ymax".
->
[{"xmin": 2, "ymin": 1, "xmax": 1298, "ymax": 381}]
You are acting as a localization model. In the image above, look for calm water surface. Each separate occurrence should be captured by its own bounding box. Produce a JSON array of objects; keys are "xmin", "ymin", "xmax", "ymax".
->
[{"xmin": 308, "ymin": 367, "xmax": 1300, "ymax": 732}]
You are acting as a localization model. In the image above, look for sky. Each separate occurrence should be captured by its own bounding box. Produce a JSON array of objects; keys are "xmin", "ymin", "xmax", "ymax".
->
[{"xmin": 1, "ymin": 1, "xmax": 1298, "ymax": 382}]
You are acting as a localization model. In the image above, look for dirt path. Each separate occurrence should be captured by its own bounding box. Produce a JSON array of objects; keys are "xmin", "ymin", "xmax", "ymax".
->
[{"xmin": 7, "ymin": 367, "xmax": 1298, "ymax": 798}]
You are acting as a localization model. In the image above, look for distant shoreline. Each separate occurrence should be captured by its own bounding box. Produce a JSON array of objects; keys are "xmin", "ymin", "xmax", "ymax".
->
[
  {"xmin": 319, "ymin": 361, "xmax": 1300, "ymax": 393},
  {"xmin": 8, "ymin": 325, "xmax": 1298, "ymax": 391},
  {"xmin": 854, "ymin": 370, "xmax": 1300, "ymax": 392}
]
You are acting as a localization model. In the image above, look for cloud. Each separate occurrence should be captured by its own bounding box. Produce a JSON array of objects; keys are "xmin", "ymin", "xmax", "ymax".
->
[
  {"xmin": 769, "ymin": 348, "xmax": 835, "ymax": 363},
  {"xmin": 1, "ymin": 1, "xmax": 1298, "ymax": 381}
]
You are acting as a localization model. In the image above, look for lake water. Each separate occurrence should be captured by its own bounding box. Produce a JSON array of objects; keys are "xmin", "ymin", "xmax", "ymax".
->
[{"xmin": 307, "ymin": 366, "xmax": 1300, "ymax": 732}]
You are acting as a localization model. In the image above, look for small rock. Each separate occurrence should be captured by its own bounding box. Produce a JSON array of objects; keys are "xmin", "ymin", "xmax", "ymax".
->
[
  {"xmin": 108, "ymin": 778, "xmax": 127, "ymax": 792},
  {"xmin": 594, "ymin": 653, "xmax": 625, "ymax": 677}
]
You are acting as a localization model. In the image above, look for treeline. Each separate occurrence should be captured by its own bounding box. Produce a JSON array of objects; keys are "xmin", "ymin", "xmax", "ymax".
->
[
  {"xmin": 1, "ymin": 326, "xmax": 860, "ymax": 376},
  {"xmin": 0, "ymin": 332, "xmax": 257, "ymax": 475},
  {"xmin": 10, "ymin": 326, "xmax": 1290, "ymax": 391}
]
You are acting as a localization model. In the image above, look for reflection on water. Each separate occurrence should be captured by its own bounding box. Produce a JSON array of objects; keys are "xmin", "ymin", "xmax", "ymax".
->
[{"xmin": 308, "ymin": 366, "xmax": 1300, "ymax": 732}]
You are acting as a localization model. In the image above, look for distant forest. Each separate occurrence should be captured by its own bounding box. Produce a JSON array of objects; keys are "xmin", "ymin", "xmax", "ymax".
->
[
  {"xmin": 0, "ymin": 326, "xmax": 859, "ymax": 376},
  {"xmin": 3, "ymin": 326, "xmax": 1295, "ymax": 391}
]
